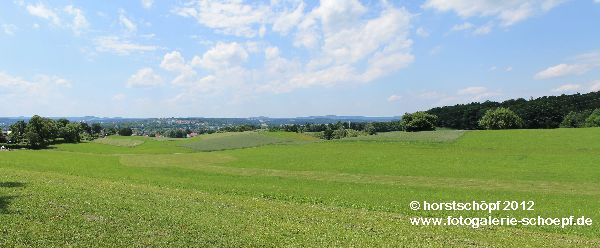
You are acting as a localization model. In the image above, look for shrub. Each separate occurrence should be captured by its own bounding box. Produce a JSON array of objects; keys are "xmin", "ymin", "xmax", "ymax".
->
[
  {"xmin": 584, "ymin": 108, "xmax": 600, "ymax": 127},
  {"xmin": 478, "ymin": 107, "xmax": 523, "ymax": 130},
  {"xmin": 401, "ymin": 112, "xmax": 438, "ymax": 132},
  {"xmin": 345, "ymin": 129, "xmax": 367, "ymax": 138}
]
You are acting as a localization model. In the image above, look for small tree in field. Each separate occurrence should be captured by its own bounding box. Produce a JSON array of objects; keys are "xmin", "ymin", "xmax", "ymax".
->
[
  {"xmin": 584, "ymin": 108, "xmax": 600, "ymax": 127},
  {"xmin": 401, "ymin": 112, "xmax": 437, "ymax": 132},
  {"xmin": 479, "ymin": 107, "xmax": 523, "ymax": 130}
]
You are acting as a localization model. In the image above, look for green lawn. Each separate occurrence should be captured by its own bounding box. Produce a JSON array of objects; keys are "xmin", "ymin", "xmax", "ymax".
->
[
  {"xmin": 1, "ymin": 129, "xmax": 599, "ymax": 246},
  {"xmin": 182, "ymin": 131, "xmax": 318, "ymax": 151}
]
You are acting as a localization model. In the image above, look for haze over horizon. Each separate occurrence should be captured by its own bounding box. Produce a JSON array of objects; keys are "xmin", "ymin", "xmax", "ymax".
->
[{"xmin": 1, "ymin": 0, "xmax": 599, "ymax": 118}]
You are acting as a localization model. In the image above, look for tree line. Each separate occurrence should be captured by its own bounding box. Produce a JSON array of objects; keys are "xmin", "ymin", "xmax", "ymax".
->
[
  {"xmin": 426, "ymin": 91, "xmax": 600, "ymax": 129},
  {"xmin": 3, "ymin": 115, "xmax": 103, "ymax": 149}
]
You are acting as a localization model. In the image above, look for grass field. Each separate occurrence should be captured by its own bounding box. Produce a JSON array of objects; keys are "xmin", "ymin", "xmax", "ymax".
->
[{"xmin": 1, "ymin": 129, "xmax": 600, "ymax": 246}]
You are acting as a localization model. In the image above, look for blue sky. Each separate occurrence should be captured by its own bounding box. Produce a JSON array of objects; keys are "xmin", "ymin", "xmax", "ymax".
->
[{"xmin": 1, "ymin": 0, "xmax": 599, "ymax": 117}]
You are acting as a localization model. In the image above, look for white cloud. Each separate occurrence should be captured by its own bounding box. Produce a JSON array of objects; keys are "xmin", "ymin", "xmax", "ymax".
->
[
  {"xmin": 552, "ymin": 84, "xmax": 581, "ymax": 93},
  {"xmin": 473, "ymin": 23, "xmax": 493, "ymax": 35},
  {"xmin": 193, "ymin": 42, "xmax": 249, "ymax": 70},
  {"xmin": 451, "ymin": 22, "xmax": 474, "ymax": 31},
  {"xmin": 429, "ymin": 45, "xmax": 442, "ymax": 55},
  {"xmin": 166, "ymin": 1, "xmax": 414, "ymax": 99},
  {"xmin": 112, "ymin": 93, "xmax": 126, "ymax": 101},
  {"xmin": 505, "ymin": 66, "xmax": 513, "ymax": 72},
  {"xmin": 450, "ymin": 22, "xmax": 492, "ymax": 35},
  {"xmin": 416, "ymin": 27, "xmax": 429, "ymax": 37},
  {"xmin": 64, "ymin": 5, "xmax": 89, "ymax": 35},
  {"xmin": 418, "ymin": 91, "xmax": 445, "ymax": 99},
  {"xmin": 94, "ymin": 36, "xmax": 158, "ymax": 55},
  {"xmin": 119, "ymin": 10, "xmax": 137, "ymax": 33},
  {"xmin": 272, "ymin": 1, "xmax": 305, "ymax": 35},
  {"xmin": 25, "ymin": 3, "xmax": 89, "ymax": 35},
  {"xmin": 160, "ymin": 51, "xmax": 197, "ymax": 85},
  {"xmin": 127, "ymin": 68, "xmax": 163, "ymax": 88},
  {"xmin": 423, "ymin": 0, "xmax": 565, "ymax": 27},
  {"xmin": 457, "ymin": 86, "xmax": 500, "ymax": 101},
  {"xmin": 173, "ymin": 0, "xmax": 271, "ymax": 37},
  {"xmin": 0, "ymin": 71, "xmax": 70, "ymax": 96},
  {"xmin": 387, "ymin": 94, "xmax": 402, "ymax": 102},
  {"xmin": 26, "ymin": 3, "xmax": 61, "ymax": 26},
  {"xmin": 0, "ymin": 72, "xmax": 73, "ymax": 115},
  {"xmin": 2, "ymin": 24, "xmax": 17, "ymax": 35},
  {"xmin": 534, "ymin": 63, "xmax": 590, "ymax": 79},
  {"xmin": 458, "ymin": 86, "xmax": 488, "ymax": 95},
  {"xmin": 160, "ymin": 51, "xmax": 188, "ymax": 71},
  {"xmin": 141, "ymin": 0, "xmax": 153, "ymax": 9}
]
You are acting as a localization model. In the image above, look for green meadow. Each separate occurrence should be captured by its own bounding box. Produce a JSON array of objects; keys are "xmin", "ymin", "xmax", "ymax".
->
[{"xmin": 1, "ymin": 129, "xmax": 600, "ymax": 246}]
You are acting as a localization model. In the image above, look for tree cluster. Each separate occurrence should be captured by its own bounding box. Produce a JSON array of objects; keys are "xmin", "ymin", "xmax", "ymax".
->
[{"xmin": 6, "ymin": 115, "xmax": 103, "ymax": 149}]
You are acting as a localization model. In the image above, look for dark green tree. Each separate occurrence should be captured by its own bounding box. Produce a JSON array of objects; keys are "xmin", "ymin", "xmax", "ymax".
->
[
  {"xmin": 91, "ymin": 123, "xmax": 103, "ymax": 135},
  {"xmin": 57, "ymin": 118, "xmax": 70, "ymax": 128},
  {"xmin": 584, "ymin": 108, "xmax": 600, "ymax": 127},
  {"xmin": 61, "ymin": 123, "xmax": 82, "ymax": 143},
  {"xmin": 560, "ymin": 110, "xmax": 591, "ymax": 128},
  {"xmin": 8, "ymin": 120, "xmax": 27, "ymax": 144},
  {"xmin": 118, "ymin": 127, "xmax": 133, "ymax": 136},
  {"xmin": 364, "ymin": 123, "xmax": 377, "ymax": 135},
  {"xmin": 479, "ymin": 108, "xmax": 524, "ymax": 130},
  {"xmin": 401, "ymin": 112, "xmax": 438, "ymax": 132},
  {"xmin": 79, "ymin": 122, "xmax": 92, "ymax": 135},
  {"xmin": 322, "ymin": 126, "xmax": 334, "ymax": 140},
  {"xmin": 24, "ymin": 115, "xmax": 55, "ymax": 148}
]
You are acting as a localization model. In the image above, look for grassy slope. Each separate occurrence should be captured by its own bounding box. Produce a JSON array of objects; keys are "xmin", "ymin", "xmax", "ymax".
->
[{"xmin": 1, "ymin": 129, "xmax": 600, "ymax": 246}]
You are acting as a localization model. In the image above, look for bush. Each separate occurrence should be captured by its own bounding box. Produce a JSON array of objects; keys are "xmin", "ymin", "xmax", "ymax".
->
[
  {"xmin": 560, "ymin": 110, "xmax": 591, "ymax": 128},
  {"xmin": 401, "ymin": 112, "xmax": 438, "ymax": 132},
  {"xmin": 584, "ymin": 108, "xmax": 600, "ymax": 127},
  {"xmin": 322, "ymin": 127, "xmax": 334, "ymax": 140},
  {"xmin": 363, "ymin": 123, "xmax": 377, "ymax": 135},
  {"xmin": 478, "ymin": 107, "xmax": 523, "ymax": 130},
  {"xmin": 332, "ymin": 127, "xmax": 347, "ymax": 139},
  {"xmin": 346, "ymin": 129, "xmax": 367, "ymax": 138}
]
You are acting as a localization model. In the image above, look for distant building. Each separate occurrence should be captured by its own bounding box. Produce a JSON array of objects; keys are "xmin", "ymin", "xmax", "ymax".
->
[{"xmin": 187, "ymin": 132, "xmax": 198, "ymax": 138}]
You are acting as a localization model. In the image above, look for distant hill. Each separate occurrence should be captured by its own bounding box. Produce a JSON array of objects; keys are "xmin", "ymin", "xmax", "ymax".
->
[{"xmin": 426, "ymin": 91, "xmax": 600, "ymax": 129}]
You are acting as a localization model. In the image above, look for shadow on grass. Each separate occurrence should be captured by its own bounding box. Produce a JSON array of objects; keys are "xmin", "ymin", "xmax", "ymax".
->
[
  {"xmin": 0, "ymin": 181, "xmax": 26, "ymax": 214},
  {"xmin": 0, "ymin": 196, "xmax": 19, "ymax": 214},
  {"xmin": 0, "ymin": 182, "xmax": 26, "ymax": 188}
]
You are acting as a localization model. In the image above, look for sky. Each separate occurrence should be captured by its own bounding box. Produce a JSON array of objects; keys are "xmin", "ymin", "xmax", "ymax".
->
[{"xmin": 1, "ymin": 0, "xmax": 599, "ymax": 118}]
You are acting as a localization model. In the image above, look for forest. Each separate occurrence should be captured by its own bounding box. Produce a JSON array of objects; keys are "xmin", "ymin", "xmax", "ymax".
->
[{"xmin": 426, "ymin": 91, "xmax": 600, "ymax": 129}]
